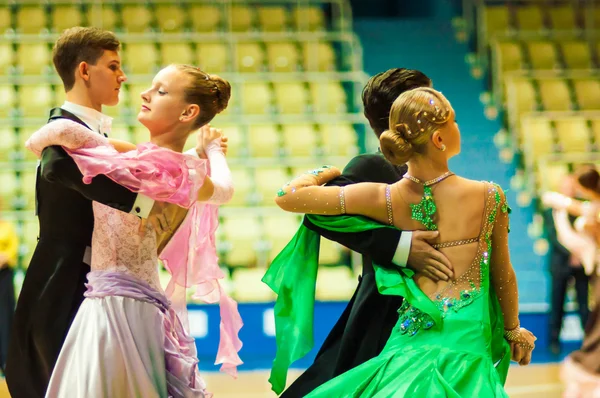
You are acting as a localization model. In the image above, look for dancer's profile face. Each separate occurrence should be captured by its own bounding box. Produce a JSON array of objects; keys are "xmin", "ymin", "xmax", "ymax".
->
[
  {"xmin": 138, "ymin": 66, "xmax": 197, "ymax": 135},
  {"xmin": 85, "ymin": 50, "xmax": 127, "ymax": 107}
]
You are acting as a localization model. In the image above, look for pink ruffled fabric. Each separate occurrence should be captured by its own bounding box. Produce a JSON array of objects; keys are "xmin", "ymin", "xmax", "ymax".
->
[{"xmin": 26, "ymin": 119, "xmax": 244, "ymax": 376}]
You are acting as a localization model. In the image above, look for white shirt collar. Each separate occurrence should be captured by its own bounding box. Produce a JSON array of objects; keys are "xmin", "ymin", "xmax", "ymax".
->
[{"xmin": 61, "ymin": 101, "xmax": 113, "ymax": 135}]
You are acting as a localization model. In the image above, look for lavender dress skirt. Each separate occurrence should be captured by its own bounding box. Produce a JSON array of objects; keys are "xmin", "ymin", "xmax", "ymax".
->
[{"xmin": 45, "ymin": 271, "xmax": 209, "ymax": 398}]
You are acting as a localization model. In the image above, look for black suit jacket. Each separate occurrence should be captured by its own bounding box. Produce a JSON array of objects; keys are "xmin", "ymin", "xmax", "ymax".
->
[
  {"xmin": 282, "ymin": 152, "xmax": 407, "ymax": 398},
  {"xmin": 6, "ymin": 108, "xmax": 139, "ymax": 398},
  {"xmin": 542, "ymin": 208, "xmax": 579, "ymax": 275}
]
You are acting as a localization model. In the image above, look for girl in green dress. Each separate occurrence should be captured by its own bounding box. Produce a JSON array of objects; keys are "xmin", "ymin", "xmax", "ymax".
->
[{"xmin": 270, "ymin": 87, "xmax": 536, "ymax": 397}]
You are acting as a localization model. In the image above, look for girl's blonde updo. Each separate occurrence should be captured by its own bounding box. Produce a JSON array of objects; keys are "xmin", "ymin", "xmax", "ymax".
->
[{"xmin": 380, "ymin": 87, "xmax": 452, "ymax": 165}]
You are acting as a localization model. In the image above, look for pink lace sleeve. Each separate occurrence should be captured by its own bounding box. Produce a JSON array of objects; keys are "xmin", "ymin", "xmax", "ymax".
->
[
  {"xmin": 160, "ymin": 203, "xmax": 243, "ymax": 377},
  {"xmin": 25, "ymin": 119, "xmax": 109, "ymax": 158}
]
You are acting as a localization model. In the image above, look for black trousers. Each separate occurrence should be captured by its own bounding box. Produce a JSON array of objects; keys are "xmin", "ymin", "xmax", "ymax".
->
[
  {"xmin": 0, "ymin": 266, "xmax": 15, "ymax": 373},
  {"xmin": 549, "ymin": 264, "xmax": 590, "ymax": 344}
]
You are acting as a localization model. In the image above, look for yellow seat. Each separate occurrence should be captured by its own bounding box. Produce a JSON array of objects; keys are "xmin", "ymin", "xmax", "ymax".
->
[
  {"xmin": 0, "ymin": 6, "xmax": 11, "ymax": 34},
  {"xmin": 20, "ymin": 168, "xmax": 37, "ymax": 209},
  {"xmin": 123, "ymin": 43, "xmax": 159, "ymax": 75},
  {"xmin": 161, "ymin": 43, "xmax": 194, "ymax": 67},
  {"xmin": 591, "ymin": 118, "xmax": 600, "ymax": 146},
  {"xmin": 506, "ymin": 77, "xmax": 537, "ymax": 131},
  {"xmin": 0, "ymin": 126, "xmax": 16, "ymax": 160},
  {"xmin": 484, "ymin": 6, "xmax": 510, "ymax": 41},
  {"xmin": 126, "ymin": 83, "xmax": 148, "ymax": 109},
  {"xmin": 516, "ymin": 6, "xmax": 544, "ymax": 31},
  {"xmin": 254, "ymin": 167, "xmax": 290, "ymax": 205},
  {"xmin": 241, "ymin": 83, "xmax": 272, "ymax": 114},
  {"xmin": 109, "ymin": 126, "xmax": 131, "ymax": 142},
  {"xmin": 258, "ymin": 7, "xmax": 288, "ymax": 32},
  {"xmin": 310, "ymin": 82, "xmax": 347, "ymax": 113},
  {"xmin": 52, "ymin": 5, "xmax": 83, "ymax": 33},
  {"xmin": 0, "ymin": 85, "xmax": 17, "ymax": 118},
  {"xmin": 554, "ymin": 118, "xmax": 591, "ymax": 153},
  {"xmin": 248, "ymin": 125, "xmax": 280, "ymax": 158},
  {"xmin": 155, "ymin": 5, "xmax": 185, "ymax": 32},
  {"xmin": 293, "ymin": 6, "xmax": 325, "ymax": 31},
  {"xmin": 231, "ymin": 268, "xmax": 274, "ymax": 302},
  {"xmin": 22, "ymin": 217, "xmax": 39, "ymax": 255},
  {"xmin": 527, "ymin": 42, "xmax": 558, "ymax": 70},
  {"xmin": 121, "ymin": 5, "xmax": 153, "ymax": 33},
  {"xmin": 217, "ymin": 124, "xmax": 244, "ymax": 158},
  {"xmin": 197, "ymin": 43, "xmax": 229, "ymax": 73},
  {"xmin": 84, "ymin": 4, "xmax": 119, "ymax": 31},
  {"xmin": 263, "ymin": 214, "xmax": 301, "ymax": 262},
  {"xmin": 0, "ymin": 43, "xmax": 13, "ymax": 75},
  {"xmin": 19, "ymin": 85, "xmax": 53, "ymax": 118},
  {"xmin": 282, "ymin": 124, "xmax": 318, "ymax": 157},
  {"xmin": 0, "ymin": 170, "xmax": 17, "ymax": 205},
  {"xmin": 274, "ymin": 82, "xmax": 308, "ymax": 114},
  {"xmin": 521, "ymin": 117, "xmax": 554, "ymax": 166},
  {"xmin": 266, "ymin": 42, "xmax": 299, "ymax": 72},
  {"xmin": 321, "ymin": 123, "xmax": 357, "ymax": 156},
  {"xmin": 189, "ymin": 5, "xmax": 221, "ymax": 32},
  {"xmin": 549, "ymin": 6, "xmax": 577, "ymax": 30},
  {"xmin": 574, "ymin": 79, "xmax": 600, "ymax": 110},
  {"xmin": 228, "ymin": 6, "xmax": 254, "ymax": 32},
  {"xmin": 235, "ymin": 43, "xmax": 264, "ymax": 73},
  {"xmin": 538, "ymin": 79, "xmax": 571, "ymax": 111},
  {"xmin": 222, "ymin": 215, "xmax": 261, "ymax": 267},
  {"xmin": 303, "ymin": 42, "xmax": 335, "ymax": 72},
  {"xmin": 16, "ymin": 5, "xmax": 46, "ymax": 34},
  {"xmin": 16, "ymin": 43, "xmax": 50, "ymax": 75},
  {"xmin": 319, "ymin": 238, "xmax": 343, "ymax": 265},
  {"xmin": 229, "ymin": 167, "xmax": 253, "ymax": 206},
  {"xmin": 315, "ymin": 266, "xmax": 355, "ymax": 301},
  {"xmin": 496, "ymin": 41, "xmax": 524, "ymax": 74},
  {"xmin": 562, "ymin": 41, "xmax": 592, "ymax": 69},
  {"xmin": 52, "ymin": 85, "xmax": 66, "ymax": 108},
  {"xmin": 537, "ymin": 162, "xmax": 569, "ymax": 192}
]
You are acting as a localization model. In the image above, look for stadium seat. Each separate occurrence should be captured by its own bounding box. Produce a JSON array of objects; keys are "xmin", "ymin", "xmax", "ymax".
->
[
  {"xmin": 0, "ymin": 42, "xmax": 13, "ymax": 75},
  {"xmin": 282, "ymin": 124, "xmax": 319, "ymax": 157},
  {"xmin": 248, "ymin": 124, "xmax": 280, "ymax": 158},
  {"xmin": 554, "ymin": 118, "xmax": 591, "ymax": 153},
  {"xmin": 126, "ymin": 83, "xmax": 148, "ymax": 109},
  {"xmin": 274, "ymin": 82, "xmax": 308, "ymax": 114},
  {"xmin": 189, "ymin": 5, "xmax": 221, "ymax": 32},
  {"xmin": 229, "ymin": 167, "xmax": 253, "ymax": 206},
  {"xmin": 320, "ymin": 123, "xmax": 358, "ymax": 156},
  {"xmin": 537, "ymin": 162, "xmax": 569, "ymax": 192},
  {"xmin": 527, "ymin": 41, "xmax": 558, "ymax": 70},
  {"xmin": 19, "ymin": 85, "xmax": 53, "ymax": 118},
  {"xmin": 197, "ymin": 43, "xmax": 229, "ymax": 73},
  {"xmin": 155, "ymin": 4, "xmax": 185, "ymax": 32},
  {"xmin": 16, "ymin": 5, "xmax": 46, "ymax": 34},
  {"xmin": 16, "ymin": 43, "xmax": 50, "ymax": 76},
  {"xmin": 562, "ymin": 41, "xmax": 593, "ymax": 69},
  {"xmin": 0, "ymin": 170, "xmax": 17, "ymax": 206},
  {"xmin": 0, "ymin": 6, "xmax": 11, "ymax": 34},
  {"xmin": 506, "ymin": 77, "xmax": 537, "ymax": 124},
  {"xmin": 20, "ymin": 168, "xmax": 37, "ymax": 209},
  {"xmin": 229, "ymin": 6, "xmax": 254, "ymax": 32},
  {"xmin": 574, "ymin": 79, "xmax": 600, "ymax": 110},
  {"xmin": 521, "ymin": 117, "xmax": 555, "ymax": 164},
  {"xmin": 52, "ymin": 5, "xmax": 83, "ymax": 33},
  {"xmin": 591, "ymin": 118, "xmax": 600, "ymax": 146},
  {"xmin": 484, "ymin": 6, "xmax": 510, "ymax": 40},
  {"xmin": 302, "ymin": 42, "xmax": 335, "ymax": 72},
  {"xmin": 315, "ymin": 266, "xmax": 355, "ymax": 300},
  {"xmin": 121, "ymin": 5, "xmax": 153, "ymax": 33},
  {"xmin": 319, "ymin": 238, "xmax": 343, "ymax": 265},
  {"xmin": 84, "ymin": 4, "xmax": 119, "ymax": 31},
  {"xmin": 109, "ymin": 126, "xmax": 132, "ymax": 142},
  {"xmin": 548, "ymin": 5, "xmax": 577, "ymax": 30},
  {"xmin": 538, "ymin": 79, "xmax": 571, "ymax": 111},
  {"xmin": 0, "ymin": 85, "xmax": 17, "ymax": 118},
  {"xmin": 516, "ymin": 6, "xmax": 544, "ymax": 31},
  {"xmin": 222, "ymin": 215, "xmax": 261, "ymax": 267},
  {"xmin": 258, "ymin": 7, "xmax": 288, "ymax": 32},
  {"xmin": 231, "ymin": 268, "xmax": 275, "ymax": 302},
  {"xmin": 218, "ymin": 124, "xmax": 244, "ymax": 158},
  {"xmin": 123, "ymin": 43, "xmax": 159, "ymax": 75},
  {"xmin": 241, "ymin": 83, "xmax": 272, "ymax": 114},
  {"xmin": 293, "ymin": 6, "xmax": 325, "ymax": 31},
  {"xmin": 161, "ymin": 43, "xmax": 194, "ymax": 67},
  {"xmin": 496, "ymin": 41, "xmax": 524, "ymax": 74},
  {"xmin": 266, "ymin": 42, "xmax": 299, "ymax": 72},
  {"xmin": 0, "ymin": 126, "xmax": 16, "ymax": 160},
  {"xmin": 235, "ymin": 43, "xmax": 265, "ymax": 73},
  {"xmin": 263, "ymin": 213, "xmax": 301, "ymax": 262},
  {"xmin": 254, "ymin": 167, "xmax": 289, "ymax": 205},
  {"xmin": 310, "ymin": 82, "xmax": 347, "ymax": 113}
]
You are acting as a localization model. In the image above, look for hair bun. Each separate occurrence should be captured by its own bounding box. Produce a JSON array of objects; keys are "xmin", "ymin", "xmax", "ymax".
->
[
  {"xmin": 209, "ymin": 74, "xmax": 231, "ymax": 114},
  {"xmin": 380, "ymin": 129, "xmax": 414, "ymax": 165}
]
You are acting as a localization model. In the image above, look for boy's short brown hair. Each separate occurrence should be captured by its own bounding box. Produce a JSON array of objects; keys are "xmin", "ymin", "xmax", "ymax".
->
[{"xmin": 52, "ymin": 27, "xmax": 120, "ymax": 91}]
